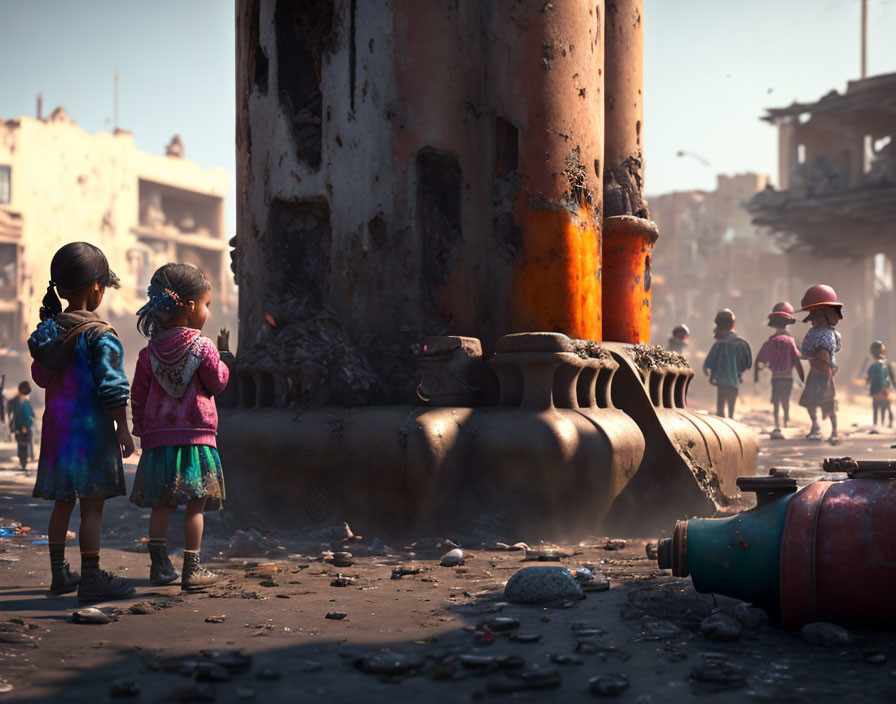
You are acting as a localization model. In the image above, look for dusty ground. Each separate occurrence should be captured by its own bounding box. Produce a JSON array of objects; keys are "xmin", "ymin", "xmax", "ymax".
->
[{"xmin": 1, "ymin": 392, "xmax": 895, "ymax": 703}]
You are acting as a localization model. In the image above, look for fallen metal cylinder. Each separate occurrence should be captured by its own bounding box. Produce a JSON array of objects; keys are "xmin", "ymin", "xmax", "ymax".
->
[{"xmin": 658, "ymin": 475, "xmax": 896, "ymax": 628}]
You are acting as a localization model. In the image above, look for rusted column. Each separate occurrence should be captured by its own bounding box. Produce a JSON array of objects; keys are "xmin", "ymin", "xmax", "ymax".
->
[
  {"xmin": 602, "ymin": 0, "xmax": 655, "ymax": 344},
  {"xmin": 490, "ymin": 1, "xmax": 605, "ymax": 342}
]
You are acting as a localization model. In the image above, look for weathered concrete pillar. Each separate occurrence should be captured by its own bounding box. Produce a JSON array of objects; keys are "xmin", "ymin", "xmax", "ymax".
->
[{"xmin": 602, "ymin": 0, "xmax": 655, "ymax": 344}]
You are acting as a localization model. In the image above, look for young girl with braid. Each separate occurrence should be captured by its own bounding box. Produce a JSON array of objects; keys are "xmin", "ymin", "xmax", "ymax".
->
[
  {"xmin": 28, "ymin": 242, "xmax": 136, "ymax": 602},
  {"xmin": 129, "ymin": 263, "xmax": 230, "ymax": 589}
]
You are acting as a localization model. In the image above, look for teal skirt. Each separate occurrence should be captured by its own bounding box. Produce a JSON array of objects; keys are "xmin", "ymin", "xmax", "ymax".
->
[{"xmin": 129, "ymin": 445, "xmax": 225, "ymax": 511}]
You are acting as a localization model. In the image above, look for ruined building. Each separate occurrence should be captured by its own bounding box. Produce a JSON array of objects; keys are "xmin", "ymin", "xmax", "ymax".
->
[
  {"xmin": 222, "ymin": 1, "xmax": 756, "ymax": 538},
  {"xmin": 750, "ymin": 72, "xmax": 896, "ymax": 373},
  {"xmin": 0, "ymin": 109, "xmax": 234, "ymax": 369},
  {"xmin": 650, "ymin": 173, "xmax": 790, "ymax": 367}
]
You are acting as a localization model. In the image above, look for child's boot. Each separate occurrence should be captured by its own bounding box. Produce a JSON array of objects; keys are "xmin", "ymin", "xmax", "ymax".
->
[
  {"xmin": 181, "ymin": 550, "xmax": 223, "ymax": 590},
  {"xmin": 148, "ymin": 539, "xmax": 179, "ymax": 585},
  {"xmin": 77, "ymin": 552, "xmax": 136, "ymax": 603},
  {"xmin": 48, "ymin": 542, "xmax": 79, "ymax": 595}
]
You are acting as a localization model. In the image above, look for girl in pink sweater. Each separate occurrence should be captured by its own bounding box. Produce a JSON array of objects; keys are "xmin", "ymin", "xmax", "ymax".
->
[{"xmin": 130, "ymin": 263, "xmax": 230, "ymax": 589}]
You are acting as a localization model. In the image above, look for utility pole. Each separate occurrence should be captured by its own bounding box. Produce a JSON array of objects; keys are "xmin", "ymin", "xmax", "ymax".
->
[
  {"xmin": 861, "ymin": 0, "xmax": 867, "ymax": 79},
  {"xmin": 114, "ymin": 68, "xmax": 120, "ymax": 130}
]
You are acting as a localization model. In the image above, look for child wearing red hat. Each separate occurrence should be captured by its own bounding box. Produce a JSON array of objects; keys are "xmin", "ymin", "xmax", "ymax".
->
[
  {"xmin": 798, "ymin": 285, "xmax": 843, "ymax": 443},
  {"xmin": 754, "ymin": 302, "xmax": 804, "ymax": 438}
]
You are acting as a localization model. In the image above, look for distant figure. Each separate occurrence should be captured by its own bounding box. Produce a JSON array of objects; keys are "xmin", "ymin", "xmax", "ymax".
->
[
  {"xmin": 866, "ymin": 340, "xmax": 894, "ymax": 428},
  {"xmin": 667, "ymin": 324, "xmax": 690, "ymax": 357},
  {"xmin": 798, "ymin": 285, "xmax": 843, "ymax": 443},
  {"xmin": 703, "ymin": 309, "xmax": 752, "ymax": 419},
  {"xmin": 7, "ymin": 381, "xmax": 34, "ymax": 470},
  {"xmin": 754, "ymin": 302, "xmax": 805, "ymax": 438}
]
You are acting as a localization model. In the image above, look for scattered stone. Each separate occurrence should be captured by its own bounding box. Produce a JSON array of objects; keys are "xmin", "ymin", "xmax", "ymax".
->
[
  {"xmin": 129, "ymin": 602, "xmax": 155, "ymax": 615},
  {"xmin": 865, "ymin": 652, "xmax": 887, "ymax": 665},
  {"xmin": 72, "ymin": 607, "xmax": 113, "ymax": 625},
  {"xmin": 640, "ymin": 620, "xmax": 680, "ymax": 640},
  {"xmin": 355, "ymin": 651, "xmax": 424, "ymax": 675},
  {"xmin": 255, "ymin": 667, "xmax": 281, "ymax": 680},
  {"xmin": 509, "ymin": 542, "xmax": 530, "ymax": 551},
  {"xmin": 108, "ymin": 679, "xmax": 140, "ymax": 697},
  {"xmin": 487, "ymin": 665, "xmax": 561, "ymax": 693},
  {"xmin": 801, "ymin": 622, "xmax": 852, "ymax": 646},
  {"xmin": 258, "ymin": 577, "xmax": 279, "ymax": 588},
  {"xmin": 459, "ymin": 654, "xmax": 497, "ymax": 669},
  {"xmin": 484, "ymin": 616, "xmax": 519, "ymax": 632},
  {"xmin": 645, "ymin": 541, "xmax": 659, "ymax": 560},
  {"xmin": 407, "ymin": 537, "xmax": 459, "ymax": 552},
  {"xmin": 194, "ymin": 662, "xmax": 231, "ymax": 682},
  {"xmin": 550, "ymin": 653, "xmax": 584, "ymax": 666},
  {"xmin": 504, "ymin": 566, "xmax": 584, "ymax": 605},
  {"xmin": 603, "ymin": 539, "xmax": 626, "ymax": 551},
  {"xmin": 440, "ymin": 549, "xmax": 464, "ymax": 567},
  {"xmin": 590, "ymin": 672, "xmax": 630, "ymax": 696},
  {"xmin": 205, "ymin": 616, "xmax": 226, "ymax": 624},
  {"xmin": 0, "ymin": 622, "xmax": 36, "ymax": 644},
  {"xmin": 700, "ymin": 612, "xmax": 744, "ymax": 641},
  {"xmin": 325, "ymin": 611, "xmax": 347, "ymax": 620},
  {"xmin": 330, "ymin": 574, "xmax": 356, "ymax": 587},
  {"xmin": 730, "ymin": 603, "xmax": 768, "ymax": 631},
  {"xmin": 690, "ymin": 653, "xmax": 746, "ymax": 688},
  {"xmin": 524, "ymin": 549, "xmax": 562, "ymax": 561},
  {"xmin": 511, "ymin": 632, "xmax": 542, "ymax": 644},
  {"xmin": 330, "ymin": 552, "xmax": 354, "ymax": 567},
  {"xmin": 574, "ymin": 568, "xmax": 611, "ymax": 593},
  {"xmin": 199, "ymin": 649, "xmax": 252, "ymax": 674}
]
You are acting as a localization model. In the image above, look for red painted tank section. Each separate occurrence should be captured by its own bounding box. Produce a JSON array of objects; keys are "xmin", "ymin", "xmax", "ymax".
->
[{"xmin": 780, "ymin": 479, "xmax": 896, "ymax": 628}]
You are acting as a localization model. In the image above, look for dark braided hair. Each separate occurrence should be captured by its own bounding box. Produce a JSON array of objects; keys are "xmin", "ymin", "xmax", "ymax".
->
[
  {"xmin": 136, "ymin": 263, "xmax": 210, "ymax": 338},
  {"xmin": 41, "ymin": 242, "xmax": 120, "ymax": 321}
]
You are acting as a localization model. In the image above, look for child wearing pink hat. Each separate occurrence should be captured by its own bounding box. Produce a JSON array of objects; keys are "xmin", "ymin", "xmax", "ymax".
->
[
  {"xmin": 754, "ymin": 302, "xmax": 804, "ymax": 438},
  {"xmin": 797, "ymin": 285, "xmax": 843, "ymax": 443}
]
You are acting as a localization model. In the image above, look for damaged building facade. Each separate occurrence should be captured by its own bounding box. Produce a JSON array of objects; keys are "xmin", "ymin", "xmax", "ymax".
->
[
  {"xmin": 0, "ymin": 108, "xmax": 234, "ymax": 369},
  {"xmin": 650, "ymin": 173, "xmax": 791, "ymax": 364},
  {"xmin": 750, "ymin": 72, "xmax": 896, "ymax": 374},
  {"xmin": 223, "ymin": 0, "xmax": 757, "ymax": 538}
]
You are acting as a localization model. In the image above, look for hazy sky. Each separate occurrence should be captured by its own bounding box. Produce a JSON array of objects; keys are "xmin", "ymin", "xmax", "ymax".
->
[{"xmin": 1, "ymin": 0, "xmax": 895, "ymax": 227}]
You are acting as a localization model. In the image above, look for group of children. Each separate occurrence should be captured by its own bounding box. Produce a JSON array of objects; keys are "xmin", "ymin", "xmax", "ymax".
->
[
  {"xmin": 25, "ymin": 242, "xmax": 230, "ymax": 602},
  {"xmin": 701, "ymin": 284, "xmax": 846, "ymax": 442}
]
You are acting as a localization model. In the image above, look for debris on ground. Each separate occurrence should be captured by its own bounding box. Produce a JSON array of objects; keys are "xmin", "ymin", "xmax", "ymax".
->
[
  {"xmin": 700, "ymin": 612, "xmax": 744, "ymax": 641},
  {"xmin": 325, "ymin": 611, "xmax": 347, "ymax": 620},
  {"xmin": 801, "ymin": 621, "xmax": 853, "ymax": 646},
  {"xmin": 391, "ymin": 565, "xmax": 423, "ymax": 579},
  {"xmin": 72, "ymin": 607, "xmax": 114, "ymax": 625},
  {"xmin": 504, "ymin": 566, "xmax": 585, "ymax": 605},
  {"xmin": 589, "ymin": 672, "xmax": 630, "ymax": 695},
  {"xmin": 439, "ymin": 548, "xmax": 464, "ymax": 567}
]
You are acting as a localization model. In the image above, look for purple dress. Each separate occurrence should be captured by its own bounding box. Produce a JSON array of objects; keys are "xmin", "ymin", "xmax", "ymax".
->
[{"xmin": 28, "ymin": 312, "xmax": 130, "ymax": 500}]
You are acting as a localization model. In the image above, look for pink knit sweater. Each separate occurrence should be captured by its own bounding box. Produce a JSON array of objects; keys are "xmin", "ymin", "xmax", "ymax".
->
[{"xmin": 131, "ymin": 328, "xmax": 230, "ymax": 450}]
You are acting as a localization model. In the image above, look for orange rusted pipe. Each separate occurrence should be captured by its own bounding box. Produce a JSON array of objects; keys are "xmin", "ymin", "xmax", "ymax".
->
[
  {"xmin": 601, "ymin": 215, "xmax": 657, "ymax": 343},
  {"xmin": 510, "ymin": 206, "xmax": 602, "ymax": 340},
  {"xmin": 494, "ymin": 1, "xmax": 605, "ymax": 342}
]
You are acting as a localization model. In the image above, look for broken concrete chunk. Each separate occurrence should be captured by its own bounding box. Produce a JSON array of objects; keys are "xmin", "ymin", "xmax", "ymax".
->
[{"xmin": 504, "ymin": 566, "xmax": 584, "ymax": 605}]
